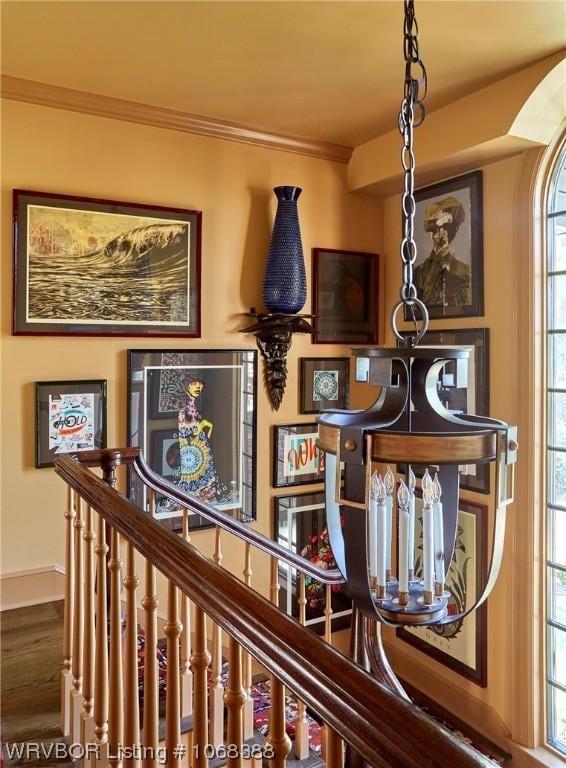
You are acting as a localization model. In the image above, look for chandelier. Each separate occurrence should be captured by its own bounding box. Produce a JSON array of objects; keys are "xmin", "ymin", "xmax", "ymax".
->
[{"xmin": 318, "ymin": 0, "xmax": 517, "ymax": 627}]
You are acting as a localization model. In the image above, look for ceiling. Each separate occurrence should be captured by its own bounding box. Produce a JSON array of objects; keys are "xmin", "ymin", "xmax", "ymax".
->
[{"xmin": 1, "ymin": 1, "xmax": 564, "ymax": 147}]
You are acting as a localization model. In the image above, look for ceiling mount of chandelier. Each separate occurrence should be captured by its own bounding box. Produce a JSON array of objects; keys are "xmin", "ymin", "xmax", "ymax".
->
[{"xmin": 317, "ymin": 0, "xmax": 518, "ymax": 629}]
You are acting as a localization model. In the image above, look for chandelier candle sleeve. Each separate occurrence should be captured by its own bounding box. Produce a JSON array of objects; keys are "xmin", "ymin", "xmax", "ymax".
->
[
  {"xmin": 376, "ymin": 476, "xmax": 387, "ymax": 596},
  {"xmin": 369, "ymin": 472, "xmax": 379, "ymax": 585},
  {"xmin": 384, "ymin": 466, "xmax": 395, "ymax": 581},
  {"xmin": 408, "ymin": 466, "xmax": 416, "ymax": 579},
  {"xmin": 397, "ymin": 481, "xmax": 410, "ymax": 606},
  {"xmin": 422, "ymin": 470, "xmax": 435, "ymax": 604},
  {"xmin": 432, "ymin": 473, "xmax": 445, "ymax": 597}
]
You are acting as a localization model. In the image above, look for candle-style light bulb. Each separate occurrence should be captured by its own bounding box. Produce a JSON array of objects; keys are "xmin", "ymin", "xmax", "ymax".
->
[
  {"xmin": 397, "ymin": 480, "xmax": 410, "ymax": 605},
  {"xmin": 383, "ymin": 467, "xmax": 394, "ymax": 581},
  {"xmin": 368, "ymin": 471, "xmax": 379, "ymax": 590},
  {"xmin": 422, "ymin": 467, "xmax": 433, "ymax": 494},
  {"xmin": 408, "ymin": 466, "xmax": 416, "ymax": 580},
  {"xmin": 432, "ymin": 472, "xmax": 445, "ymax": 598},
  {"xmin": 422, "ymin": 480, "xmax": 434, "ymax": 604},
  {"xmin": 376, "ymin": 475, "xmax": 386, "ymax": 504},
  {"xmin": 370, "ymin": 471, "xmax": 380, "ymax": 499}
]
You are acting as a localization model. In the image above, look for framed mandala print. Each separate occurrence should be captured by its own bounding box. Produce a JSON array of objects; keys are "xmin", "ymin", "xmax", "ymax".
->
[
  {"xmin": 128, "ymin": 348, "xmax": 257, "ymax": 530},
  {"xmin": 300, "ymin": 357, "xmax": 350, "ymax": 414}
]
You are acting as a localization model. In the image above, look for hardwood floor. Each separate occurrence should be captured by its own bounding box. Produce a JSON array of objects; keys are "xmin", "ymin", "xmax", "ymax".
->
[{"xmin": 1, "ymin": 600, "xmax": 70, "ymax": 766}]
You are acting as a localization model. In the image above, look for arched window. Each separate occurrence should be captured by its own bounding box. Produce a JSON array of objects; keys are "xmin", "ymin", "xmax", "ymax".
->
[{"xmin": 547, "ymin": 140, "xmax": 566, "ymax": 754}]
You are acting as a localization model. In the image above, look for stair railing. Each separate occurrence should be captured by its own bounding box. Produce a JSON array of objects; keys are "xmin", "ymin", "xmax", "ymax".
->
[{"xmin": 55, "ymin": 448, "xmax": 496, "ymax": 768}]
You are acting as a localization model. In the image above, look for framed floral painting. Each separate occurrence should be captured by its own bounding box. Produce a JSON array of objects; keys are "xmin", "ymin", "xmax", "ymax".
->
[
  {"xmin": 128, "ymin": 349, "xmax": 257, "ymax": 530},
  {"xmin": 274, "ymin": 492, "xmax": 351, "ymax": 633}
]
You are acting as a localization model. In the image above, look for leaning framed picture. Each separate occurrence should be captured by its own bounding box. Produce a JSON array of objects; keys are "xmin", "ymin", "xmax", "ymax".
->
[
  {"xmin": 396, "ymin": 496, "xmax": 488, "ymax": 686},
  {"xmin": 404, "ymin": 171, "xmax": 483, "ymax": 320},
  {"xmin": 275, "ymin": 491, "xmax": 352, "ymax": 633},
  {"xmin": 273, "ymin": 423, "xmax": 325, "ymax": 488},
  {"xmin": 128, "ymin": 349, "xmax": 257, "ymax": 530},
  {"xmin": 312, "ymin": 248, "xmax": 380, "ymax": 344},
  {"xmin": 35, "ymin": 379, "xmax": 107, "ymax": 468},
  {"xmin": 13, "ymin": 190, "xmax": 201, "ymax": 336},
  {"xmin": 300, "ymin": 357, "xmax": 350, "ymax": 414},
  {"xmin": 398, "ymin": 328, "xmax": 490, "ymax": 493}
]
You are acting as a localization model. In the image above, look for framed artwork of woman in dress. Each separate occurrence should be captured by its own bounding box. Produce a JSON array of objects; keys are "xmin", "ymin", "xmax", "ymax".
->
[{"xmin": 128, "ymin": 349, "xmax": 257, "ymax": 530}]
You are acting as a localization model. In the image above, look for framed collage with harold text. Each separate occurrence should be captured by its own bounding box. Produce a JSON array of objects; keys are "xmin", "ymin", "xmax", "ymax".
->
[
  {"xmin": 35, "ymin": 379, "xmax": 107, "ymax": 468},
  {"xmin": 128, "ymin": 349, "xmax": 257, "ymax": 530},
  {"xmin": 13, "ymin": 190, "xmax": 201, "ymax": 337},
  {"xmin": 273, "ymin": 423, "xmax": 325, "ymax": 488}
]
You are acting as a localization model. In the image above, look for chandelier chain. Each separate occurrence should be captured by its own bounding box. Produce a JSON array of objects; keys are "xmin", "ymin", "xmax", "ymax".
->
[{"xmin": 391, "ymin": 0, "xmax": 429, "ymax": 347}]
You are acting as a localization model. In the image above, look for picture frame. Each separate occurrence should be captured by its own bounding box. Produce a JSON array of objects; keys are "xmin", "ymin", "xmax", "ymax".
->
[
  {"xmin": 396, "ymin": 496, "xmax": 488, "ymax": 686},
  {"xmin": 35, "ymin": 379, "xmax": 107, "ymax": 468},
  {"xmin": 312, "ymin": 248, "xmax": 380, "ymax": 344},
  {"xmin": 300, "ymin": 357, "xmax": 350, "ymax": 414},
  {"xmin": 128, "ymin": 349, "xmax": 257, "ymax": 530},
  {"xmin": 274, "ymin": 491, "xmax": 352, "ymax": 633},
  {"xmin": 273, "ymin": 423, "xmax": 325, "ymax": 488},
  {"xmin": 13, "ymin": 190, "xmax": 201, "ymax": 337},
  {"xmin": 403, "ymin": 171, "xmax": 483, "ymax": 320},
  {"xmin": 398, "ymin": 328, "xmax": 490, "ymax": 494}
]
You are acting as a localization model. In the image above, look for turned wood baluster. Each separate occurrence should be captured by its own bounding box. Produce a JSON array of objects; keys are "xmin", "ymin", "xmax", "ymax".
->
[
  {"xmin": 323, "ymin": 584, "xmax": 343, "ymax": 768},
  {"xmin": 192, "ymin": 605, "xmax": 211, "ymax": 768},
  {"xmin": 225, "ymin": 637, "xmax": 245, "ymax": 768},
  {"xmin": 108, "ymin": 527, "xmax": 124, "ymax": 768},
  {"xmin": 94, "ymin": 511, "xmax": 109, "ymax": 767},
  {"xmin": 180, "ymin": 510, "xmax": 193, "ymax": 720},
  {"xmin": 81, "ymin": 503, "xmax": 96, "ymax": 752},
  {"xmin": 293, "ymin": 575, "xmax": 309, "ymax": 760},
  {"xmin": 142, "ymin": 492, "xmax": 159, "ymax": 768},
  {"xmin": 71, "ymin": 493, "xmax": 85, "ymax": 745},
  {"xmin": 165, "ymin": 581, "xmax": 182, "ymax": 768},
  {"xmin": 266, "ymin": 557, "xmax": 291, "ymax": 766},
  {"xmin": 61, "ymin": 485, "xmax": 75, "ymax": 738},
  {"xmin": 123, "ymin": 541, "xmax": 140, "ymax": 768},
  {"xmin": 209, "ymin": 528, "xmax": 224, "ymax": 748},
  {"xmin": 241, "ymin": 543, "xmax": 254, "ymax": 741}
]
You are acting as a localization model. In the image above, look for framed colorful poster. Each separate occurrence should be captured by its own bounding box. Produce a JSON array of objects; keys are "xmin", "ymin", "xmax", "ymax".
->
[
  {"xmin": 312, "ymin": 248, "xmax": 380, "ymax": 344},
  {"xmin": 397, "ymin": 497, "xmax": 487, "ymax": 686},
  {"xmin": 13, "ymin": 190, "xmax": 201, "ymax": 337},
  {"xmin": 128, "ymin": 349, "xmax": 257, "ymax": 530},
  {"xmin": 403, "ymin": 171, "xmax": 483, "ymax": 320},
  {"xmin": 273, "ymin": 423, "xmax": 325, "ymax": 488},
  {"xmin": 35, "ymin": 379, "xmax": 107, "ymax": 468},
  {"xmin": 275, "ymin": 492, "xmax": 351, "ymax": 633},
  {"xmin": 398, "ymin": 328, "xmax": 490, "ymax": 494},
  {"xmin": 300, "ymin": 357, "xmax": 349, "ymax": 414}
]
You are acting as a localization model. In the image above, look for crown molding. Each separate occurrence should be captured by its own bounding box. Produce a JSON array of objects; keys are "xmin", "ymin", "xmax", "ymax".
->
[{"xmin": 1, "ymin": 74, "xmax": 352, "ymax": 164}]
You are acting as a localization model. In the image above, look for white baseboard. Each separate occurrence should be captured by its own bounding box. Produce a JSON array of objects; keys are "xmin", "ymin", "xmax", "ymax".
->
[{"xmin": 0, "ymin": 565, "xmax": 65, "ymax": 610}]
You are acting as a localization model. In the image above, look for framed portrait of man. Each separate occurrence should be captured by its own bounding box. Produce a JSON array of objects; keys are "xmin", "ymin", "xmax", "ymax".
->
[{"xmin": 404, "ymin": 171, "xmax": 483, "ymax": 320}]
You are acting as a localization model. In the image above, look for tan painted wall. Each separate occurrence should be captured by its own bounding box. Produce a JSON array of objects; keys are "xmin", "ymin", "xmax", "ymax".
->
[
  {"xmin": 0, "ymin": 98, "xmax": 381, "ymax": 581},
  {"xmin": 348, "ymin": 150, "xmax": 539, "ymax": 751}
]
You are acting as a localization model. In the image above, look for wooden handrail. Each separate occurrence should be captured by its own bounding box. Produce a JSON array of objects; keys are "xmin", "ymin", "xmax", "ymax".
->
[
  {"xmin": 133, "ymin": 452, "xmax": 345, "ymax": 586},
  {"xmin": 56, "ymin": 453, "xmax": 493, "ymax": 768}
]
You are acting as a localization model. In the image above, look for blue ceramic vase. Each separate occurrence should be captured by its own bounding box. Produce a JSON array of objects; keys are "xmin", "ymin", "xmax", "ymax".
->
[{"xmin": 262, "ymin": 186, "xmax": 306, "ymax": 314}]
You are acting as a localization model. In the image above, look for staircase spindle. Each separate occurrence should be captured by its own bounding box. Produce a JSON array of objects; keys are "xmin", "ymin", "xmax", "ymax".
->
[
  {"xmin": 225, "ymin": 636, "xmax": 245, "ymax": 768},
  {"xmin": 241, "ymin": 543, "xmax": 254, "ymax": 741},
  {"xmin": 165, "ymin": 581, "xmax": 183, "ymax": 768},
  {"xmin": 180, "ymin": 510, "xmax": 193, "ymax": 720},
  {"xmin": 82, "ymin": 503, "xmax": 96, "ymax": 751},
  {"xmin": 323, "ymin": 585, "xmax": 343, "ymax": 768},
  {"xmin": 108, "ymin": 527, "xmax": 124, "ymax": 768},
  {"xmin": 123, "ymin": 541, "xmax": 140, "ymax": 768},
  {"xmin": 192, "ymin": 605, "xmax": 211, "ymax": 768},
  {"xmin": 293, "ymin": 574, "xmax": 309, "ymax": 760},
  {"xmin": 94, "ymin": 511, "xmax": 109, "ymax": 767},
  {"xmin": 61, "ymin": 485, "xmax": 75, "ymax": 738},
  {"xmin": 266, "ymin": 557, "xmax": 291, "ymax": 766},
  {"xmin": 210, "ymin": 528, "xmax": 224, "ymax": 748},
  {"xmin": 71, "ymin": 493, "xmax": 85, "ymax": 745},
  {"xmin": 142, "ymin": 492, "xmax": 160, "ymax": 768}
]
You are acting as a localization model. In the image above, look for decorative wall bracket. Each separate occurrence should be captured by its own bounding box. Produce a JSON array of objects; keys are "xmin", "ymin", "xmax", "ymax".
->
[{"xmin": 241, "ymin": 310, "xmax": 313, "ymax": 410}]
